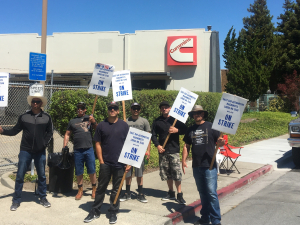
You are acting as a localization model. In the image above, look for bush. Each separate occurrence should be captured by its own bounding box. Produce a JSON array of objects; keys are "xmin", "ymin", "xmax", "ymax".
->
[
  {"xmin": 266, "ymin": 96, "xmax": 290, "ymax": 113},
  {"xmin": 48, "ymin": 89, "xmax": 222, "ymax": 137}
]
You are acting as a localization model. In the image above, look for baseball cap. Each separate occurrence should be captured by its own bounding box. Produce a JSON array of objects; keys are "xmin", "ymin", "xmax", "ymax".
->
[
  {"xmin": 107, "ymin": 101, "xmax": 119, "ymax": 107},
  {"xmin": 131, "ymin": 102, "xmax": 140, "ymax": 108},
  {"xmin": 159, "ymin": 101, "xmax": 170, "ymax": 109}
]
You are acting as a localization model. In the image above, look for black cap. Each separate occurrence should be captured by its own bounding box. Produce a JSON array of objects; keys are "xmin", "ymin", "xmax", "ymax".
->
[
  {"xmin": 77, "ymin": 102, "xmax": 86, "ymax": 109},
  {"xmin": 131, "ymin": 102, "xmax": 140, "ymax": 108},
  {"xmin": 159, "ymin": 101, "xmax": 170, "ymax": 109},
  {"xmin": 107, "ymin": 101, "xmax": 119, "ymax": 107}
]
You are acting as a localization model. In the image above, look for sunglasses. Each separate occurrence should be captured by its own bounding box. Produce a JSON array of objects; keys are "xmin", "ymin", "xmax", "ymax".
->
[
  {"xmin": 108, "ymin": 106, "xmax": 119, "ymax": 111},
  {"xmin": 31, "ymin": 100, "xmax": 41, "ymax": 104},
  {"xmin": 77, "ymin": 107, "xmax": 85, "ymax": 110},
  {"xmin": 131, "ymin": 107, "xmax": 141, "ymax": 111}
]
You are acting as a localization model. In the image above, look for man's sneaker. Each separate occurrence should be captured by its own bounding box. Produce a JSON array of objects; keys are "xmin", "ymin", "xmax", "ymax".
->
[
  {"xmin": 176, "ymin": 192, "xmax": 186, "ymax": 205},
  {"xmin": 120, "ymin": 192, "xmax": 131, "ymax": 202},
  {"xmin": 10, "ymin": 202, "xmax": 20, "ymax": 211},
  {"xmin": 137, "ymin": 194, "xmax": 148, "ymax": 203},
  {"xmin": 83, "ymin": 209, "xmax": 100, "ymax": 223},
  {"xmin": 161, "ymin": 190, "xmax": 176, "ymax": 201},
  {"xmin": 40, "ymin": 198, "xmax": 51, "ymax": 208},
  {"xmin": 194, "ymin": 217, "xmax": 210, "ymax": 225},
  {"xmin": 109, "ymin": 212, "xmax": 117, "ymax": 224}
]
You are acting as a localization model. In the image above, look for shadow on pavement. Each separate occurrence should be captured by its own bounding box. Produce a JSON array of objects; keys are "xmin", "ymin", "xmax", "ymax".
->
[
  {"xmin": 142, "ymin": 187, "xmax": 168, "ymax": 198},
  {"xmin": 275, "ymin": 149, "xmax": 294, "ymax": 169},
  {"xmin": 0, "ymin": 190, "xmax": 39, "ymax": 204}
]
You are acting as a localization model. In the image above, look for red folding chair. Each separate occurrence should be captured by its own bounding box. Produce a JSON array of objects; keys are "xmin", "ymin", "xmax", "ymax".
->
[{"xmin": 219, "ymin": 135, "xmax": 243, "ymax": 174}]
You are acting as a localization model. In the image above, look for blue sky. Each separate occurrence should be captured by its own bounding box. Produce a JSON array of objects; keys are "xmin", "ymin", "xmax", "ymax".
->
[{"xmin": 0, "ymin": 0, "xmax": 287, "ymax": 69}]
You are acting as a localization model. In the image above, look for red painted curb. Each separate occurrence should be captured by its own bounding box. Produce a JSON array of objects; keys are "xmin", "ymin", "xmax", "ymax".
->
[{"xmin": 166, "ymin": 164, "xmax": 273, "ymax": 225}]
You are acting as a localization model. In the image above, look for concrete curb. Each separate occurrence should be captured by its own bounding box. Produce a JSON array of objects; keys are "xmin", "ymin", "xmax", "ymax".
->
[
  {"xmin": 0, "ymin": 171, "xmax": 15, "ymax": 189},
  {"xmin": 164, "ymin": 164, "xmax": 273, "ymax": 225}
]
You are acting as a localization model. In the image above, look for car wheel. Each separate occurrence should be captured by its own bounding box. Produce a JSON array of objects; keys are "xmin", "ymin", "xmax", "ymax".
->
[{"xmin": 292, "ymin": 147, "xmax": 300, "ymax": 167}]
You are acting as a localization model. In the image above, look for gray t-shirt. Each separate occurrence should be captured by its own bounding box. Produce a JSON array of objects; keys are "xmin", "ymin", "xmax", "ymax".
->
[
  {"xmin": 67, "ymin": 115, "xmax": 93, "ymax": 149},
  {"xmin": 126, "ymin": 116, "xmax": 151, "ymax": 132}
]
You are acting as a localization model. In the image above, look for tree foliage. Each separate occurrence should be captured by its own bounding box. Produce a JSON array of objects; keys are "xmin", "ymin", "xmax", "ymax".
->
[
  {"xmin": 271, "ymin": 0, "xmax": 300, "ymax": 90},
  {"xmin": 223, "ymin": 0, "xmax": 274, "ymax": 102},
  {"xmin": 277, "ymin": 70, "xmax": 300, "ymax": 111}
]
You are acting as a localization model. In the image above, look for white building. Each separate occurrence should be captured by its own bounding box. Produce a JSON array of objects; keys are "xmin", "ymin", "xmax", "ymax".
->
[{"xmin": 0, "ymin": 27, "xmax": 221, "ymax": 92}]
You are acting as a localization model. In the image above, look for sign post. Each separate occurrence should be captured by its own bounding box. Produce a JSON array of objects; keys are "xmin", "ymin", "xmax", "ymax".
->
[
  {"xmin": 209, "ymin": 93, "xmax": 248, "ymax": 170},
  {"xmin": 0, "ymin": 72, "xmax": 9, "ymax": 107},
  {"xmin": 112, "ymin": 70, "xmax": 133, "ymax": 122},
  {"xmin": 163, "ymin": 87, "xmax": 198, "ymax": 148},
  {"xmin": 114, "ymin": 127, "xmax": 152, "ymax": 204}
]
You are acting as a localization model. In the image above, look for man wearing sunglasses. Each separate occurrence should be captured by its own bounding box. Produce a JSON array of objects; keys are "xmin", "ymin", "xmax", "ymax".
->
[
  {"xmin": 63, "ymin": 102, "xmax": 97, "ymax": 200},
  {"xmin": 0, "ymin": 93, "xmax": 53, "ymax": 211},
  {"xmin": 84, "ymin": 101, "xmax": 131, "ymax": 224},
  {"xmin": 151, "ymin": 101, "xmax": 187, "ymax": 205},
  {"xmin": 120, "ymin": 102, "xmax": 151, "ymax": 203},
  {"xmin": 182, "ymin": 105, "xmax": 225, "ymax": 225}
]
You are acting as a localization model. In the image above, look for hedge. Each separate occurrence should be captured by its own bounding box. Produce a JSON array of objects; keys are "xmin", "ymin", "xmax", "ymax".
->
[{"xmin": 48, "ymin": 89, "xmax": 222, "ymax": 137}]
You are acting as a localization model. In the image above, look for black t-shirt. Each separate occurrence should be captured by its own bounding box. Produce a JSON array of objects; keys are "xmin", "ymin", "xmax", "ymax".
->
[
  {"xmin": 94, "ymin": 118, "xmax": 129, "ymax": 168},
  {"xmin": 183, "ymin": 121, "xmax": 220, "ymax": 168},
  {"xmin": 67, "ymin": 115, "xmax": 93, "ymax": 149}
]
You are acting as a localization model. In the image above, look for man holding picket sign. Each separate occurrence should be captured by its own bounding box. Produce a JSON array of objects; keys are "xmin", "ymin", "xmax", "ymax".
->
[
  {"xmin": 152, "ymin": 88, "xmax": 198, "ymax": 205},
  {"xmin": 84, "ymin": 101, "xmax": 131, "ymax": 224},
  {"xmin": 182, "ymin": 105, "xmax": 225, "ymax": 225},
  {"xmin": 63, "ymin": 102, "xmax": 97, "ymax": 200},
  {"xmin": 120, "ymin": 102, "xmax": 151, "ymax": 203},
  {"xmin": 182, "ymin": 93, "xmax": 247, "ymax": 225}
]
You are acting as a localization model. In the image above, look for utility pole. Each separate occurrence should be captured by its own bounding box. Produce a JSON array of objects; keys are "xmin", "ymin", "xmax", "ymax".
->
[{"xmin": 40, "ymin": 0, "xmax": 48, "ymax": 86}]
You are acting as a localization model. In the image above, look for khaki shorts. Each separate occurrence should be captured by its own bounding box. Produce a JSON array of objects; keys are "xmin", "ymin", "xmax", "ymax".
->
[{"xmin": 159, "ymin": 153, "xmax": 182, "ymax": 181}]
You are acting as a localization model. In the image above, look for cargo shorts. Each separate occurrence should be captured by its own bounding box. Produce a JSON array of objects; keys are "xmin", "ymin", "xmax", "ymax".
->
[{"xmin": 159, "ymin": 152, "xmax": 182, "ymax": 181}]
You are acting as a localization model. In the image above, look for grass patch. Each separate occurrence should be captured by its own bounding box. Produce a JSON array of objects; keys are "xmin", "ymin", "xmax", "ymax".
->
[
  {"xmin": 227, "ymin": 111, "xmax": 291, "ymax": 146},
  {"xmin": 9, "ymin": 173, "xmax": 38, "ymax": 182}
]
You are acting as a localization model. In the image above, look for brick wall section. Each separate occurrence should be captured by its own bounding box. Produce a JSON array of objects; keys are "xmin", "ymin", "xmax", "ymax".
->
[{"xmin": 221, "ymin": 69, "xmax": 228, "ymax": 92}]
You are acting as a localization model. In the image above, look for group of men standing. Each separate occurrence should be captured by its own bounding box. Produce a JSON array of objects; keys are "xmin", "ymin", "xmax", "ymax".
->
[{"xmin": 0, "ymin": 93, "xmax": 224, "ymax": 225}]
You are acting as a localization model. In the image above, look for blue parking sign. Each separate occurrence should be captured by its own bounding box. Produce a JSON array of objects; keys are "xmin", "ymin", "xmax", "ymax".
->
[{"xmin": 29, "ymin": 52, "xmax": 47, "ymax": 81}]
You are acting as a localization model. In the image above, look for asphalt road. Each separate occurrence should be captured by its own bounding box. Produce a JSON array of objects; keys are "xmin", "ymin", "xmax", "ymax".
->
[
  {"xmin": 177, "ymin": 161, "xmax": 299, "ymax": 225},
  {"xmin": 221, "ymin": 169, "xmax": 300, "ymax": 225}
]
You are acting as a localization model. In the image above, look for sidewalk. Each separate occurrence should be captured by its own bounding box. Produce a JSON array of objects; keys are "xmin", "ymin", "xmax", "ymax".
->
[{"xmin": 0, "ymin": 134, "xmax": 292, "ymax": 225}]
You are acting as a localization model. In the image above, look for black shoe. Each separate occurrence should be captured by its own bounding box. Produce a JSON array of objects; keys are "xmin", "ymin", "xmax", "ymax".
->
[
  {"xmin": 137, "ymin": 194, "xmax": 148, "ymax": 203},
  {"xmin": 40, "ymin": 198, "xmax": 51, "ymax": 208},
  {"xmin": 194, "ymin": 217, "xmax": 210, "ymax": 225},
  {"xmin": 10, "ymin": 202, "xmax": 20, "ymax": 211},
  {"xmin": 120, "ymin": 192, "xmax": 131, "ymax": 202},
  {"xmin": 109, "ymin": 212, "xmax": 117, "ymax": 224},
  {"xmin": 176, "ymin": 192, "xmax": 186, "ymax": 205},
  {"xmin": 161, "ymin": 190, "xmax": 176, "ymax": 201},
  {"xmin": 84, "ymin": 209, "xmax": 100, "ymax": 223}
]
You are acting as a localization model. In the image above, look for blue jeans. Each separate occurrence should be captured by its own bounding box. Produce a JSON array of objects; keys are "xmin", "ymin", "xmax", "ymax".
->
[
  {"xmin": 13, "ymin": 151, "xmax": 47, "ymax": 204},
  {"xmin": 73, "ymin": 147, "xmax": 96, "ymax": 176},
  {"xmin": 193, "ymin": 167, "xmax": 221, "ymax": 225}
]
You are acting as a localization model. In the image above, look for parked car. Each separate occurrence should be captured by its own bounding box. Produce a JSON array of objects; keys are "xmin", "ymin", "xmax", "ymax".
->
[{"xmin": 288, "ymin": 117, "xmax": 300, "ymax": 167}]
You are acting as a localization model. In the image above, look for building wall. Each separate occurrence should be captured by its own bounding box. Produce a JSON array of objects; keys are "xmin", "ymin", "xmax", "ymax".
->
[{"xmin": 0, "ymin": 29, "xmax": 221, "ymax": 92}]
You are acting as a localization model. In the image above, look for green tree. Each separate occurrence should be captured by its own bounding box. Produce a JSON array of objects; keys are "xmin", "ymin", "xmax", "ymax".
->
[
  {"xmin": 271, "ymin": 0, "xmax": 300, "ymax": 90},
  {"xmin": 224, "ymin": 0, "xmax": 275, "ymax": 101}
]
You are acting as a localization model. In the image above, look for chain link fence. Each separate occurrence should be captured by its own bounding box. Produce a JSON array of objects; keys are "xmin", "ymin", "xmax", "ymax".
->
[{"xmin": 0, "ymin": 82, "xmax": 88, "ymax": 172}]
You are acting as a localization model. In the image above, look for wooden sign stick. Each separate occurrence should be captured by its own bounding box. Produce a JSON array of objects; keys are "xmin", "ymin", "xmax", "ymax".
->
[
  {"xmin": 209, "ymin": 132, "xmax": 223, "ymax": 170},
  {"xmin": 122, "ymin": 100, "xmax": 126, "ymax": 122},
  {"xmin": 113, "ymin": 165, "xmax": 130, "ymax": 204},
  {"xmin": 91, "ymin": 95, "xmax": 98, "ymax": 115},
  {"xmin": 162, "ymin": 119, "xmax": 177, "ymax": 149}
]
